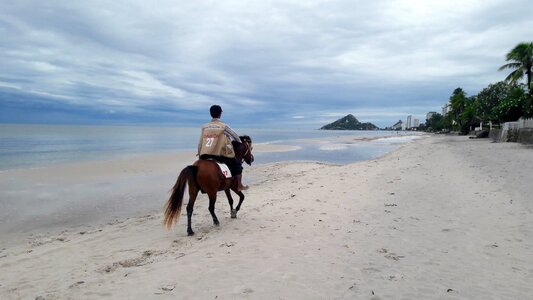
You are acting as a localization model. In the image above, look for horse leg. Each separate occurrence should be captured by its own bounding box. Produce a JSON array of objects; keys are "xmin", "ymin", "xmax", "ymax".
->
[
  {"xmin": 225, "ymin": 189, "xmax": 238, "ymax": 219},
  {"xmin": 186, "ymin": 185, "xmax": 199, "ymax": 236},
  {"xmin": 207, "ymin": 191, "xmax": 220, "ymax": 226},
  {"xmin": 235, "ymin": 190, "xmax": 245, "ymax": 212},
  {"xmin": 231, "ymin": 186, "xmax": 245, "ymax": 217}
]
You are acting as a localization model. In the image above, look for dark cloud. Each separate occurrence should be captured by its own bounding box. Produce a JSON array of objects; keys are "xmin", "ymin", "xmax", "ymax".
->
[{"xmin": 1, "ymin": 0, "xmax": 532, "ymax": 127}]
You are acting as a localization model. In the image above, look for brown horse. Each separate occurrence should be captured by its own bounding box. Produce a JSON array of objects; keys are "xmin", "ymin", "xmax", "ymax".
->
[{"xmin": 163, "ymin": 136, "xmax": 254, "ymax": 235}]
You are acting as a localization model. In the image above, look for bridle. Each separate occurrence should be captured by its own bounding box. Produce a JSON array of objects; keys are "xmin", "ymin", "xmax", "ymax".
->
[{"xmin": 242, "ymin": 139, "xmax": 252, "ymax": 157}]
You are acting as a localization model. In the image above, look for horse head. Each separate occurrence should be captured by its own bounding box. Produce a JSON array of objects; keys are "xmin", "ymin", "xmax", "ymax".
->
[{"xmin": 236, "ymin": 135, "xmax": 254, "ymax": 165}]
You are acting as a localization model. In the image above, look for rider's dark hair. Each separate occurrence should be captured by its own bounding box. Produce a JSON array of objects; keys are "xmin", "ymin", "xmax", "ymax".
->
[{"xmin": 210, "ymin": 105, "xmax": 222, "ymax": 118}]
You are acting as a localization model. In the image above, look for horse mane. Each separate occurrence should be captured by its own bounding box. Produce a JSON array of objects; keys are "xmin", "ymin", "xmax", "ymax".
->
[
  {"xmin": 232, "ymin": 136, "xmax": 251, "ymax": 156},
  {"xmin": 239, "ymin": 135, "xmax": 252, "ymax": 143},
  {"xmin": 232, "ymin": 136, "xmax": 251, "ymax": 149}
]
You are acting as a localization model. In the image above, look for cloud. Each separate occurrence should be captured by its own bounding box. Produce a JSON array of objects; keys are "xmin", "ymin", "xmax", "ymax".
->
[{"xmin": 1, "ymin": 0, "xmax": 532, "ymax": 127}]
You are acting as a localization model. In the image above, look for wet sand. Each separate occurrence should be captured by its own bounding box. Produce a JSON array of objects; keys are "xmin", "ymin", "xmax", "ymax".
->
[{"xmin": 0, "ymin": 144, "xmax": 296, "ymax": 246}]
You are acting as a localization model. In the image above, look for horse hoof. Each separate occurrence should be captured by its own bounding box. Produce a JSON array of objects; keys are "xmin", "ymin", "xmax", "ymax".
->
[
  {"xmin": 214, "ymin": 220, "xmax": 220, "ymax": 226},
  {"xmin": 187, "ymin": 231, "xmax": 195, "ymax": 236},
  {"xmin": 231, "ymin": 210, "xmax": 237, "ymax": 219}
]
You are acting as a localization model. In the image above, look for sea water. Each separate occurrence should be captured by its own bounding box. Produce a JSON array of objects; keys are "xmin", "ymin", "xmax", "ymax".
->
[
  {"xmin": 0, "ymin": 124, "xmax": 421, "ymax": 243},
  {"xmin": 0, "ymin": 124, "xmax": 418, "ymax": 171}
]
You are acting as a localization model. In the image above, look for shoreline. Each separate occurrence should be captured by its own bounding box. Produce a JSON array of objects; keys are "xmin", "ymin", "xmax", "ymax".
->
[
  {"xmin": 0, "ymin": 136, "xmax": 401, "ymax": 248},
  {"xmin": 0, "ymin": 143, "xmax": 301, "ymax": 174},
  {"xmin": 0, "ymin": 137, "xmax": 402, "ymax": 247}
]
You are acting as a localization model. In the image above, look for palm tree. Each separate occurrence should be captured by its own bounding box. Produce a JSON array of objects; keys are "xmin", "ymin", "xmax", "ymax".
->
[
  {"xmin": 499, "ymin": 42, "xmax": 533, "ymax": 96},
  {"xmin": 449, "ymin": 87, "xmax": 468, "ymax": 131}
]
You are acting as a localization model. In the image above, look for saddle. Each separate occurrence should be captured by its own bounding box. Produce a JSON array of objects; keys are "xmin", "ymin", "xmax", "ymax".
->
[
  {"xmin": 202, "ymin": 158, "xmax": 232, "ymax": 178},
  {"xmin": 215, "ymin": 161, "xmax": 232, "ymax": 178}
]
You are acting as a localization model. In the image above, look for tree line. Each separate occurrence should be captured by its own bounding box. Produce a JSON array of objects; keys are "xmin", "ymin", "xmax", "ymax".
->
[{"xmin": 425, "ymin": 42, "xmax": 533, "ymax": 133}]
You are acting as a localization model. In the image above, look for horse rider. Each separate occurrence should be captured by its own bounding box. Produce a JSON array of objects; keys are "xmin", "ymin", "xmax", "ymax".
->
[{"xmin": 198, "ymin": 105, "xmax": 248, "ymax": 191}]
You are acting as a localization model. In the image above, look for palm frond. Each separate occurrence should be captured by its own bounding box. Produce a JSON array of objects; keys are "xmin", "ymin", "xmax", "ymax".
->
[
  {"xmin": 504, "ymin": 69, "xmax": 524, "ymax": 83},
  {"xmin": 506, "ymin": 42, "xmax": 533, "ymax": 62},
  {"xmin": 498, "ymin": 62, "xmax": 522, "ymax": 71}
]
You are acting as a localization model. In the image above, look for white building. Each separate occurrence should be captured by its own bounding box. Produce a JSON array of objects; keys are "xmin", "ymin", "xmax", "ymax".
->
[
  {"xmin": 392, "ymin": 120, "xmax": 403, "ymax": 130},
  {"xmin": 413, "ymin": 118, "xmax": 420, "ymax": 128},
  {"xmin": 406, "ymin": 115, "xmax": 412, "ymax": 129},
  {"xmin": 442, "ymin": 104, "xmax": 451, "ymax": 116}
]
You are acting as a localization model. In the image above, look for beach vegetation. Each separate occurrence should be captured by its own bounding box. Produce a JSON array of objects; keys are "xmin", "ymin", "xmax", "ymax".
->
[
  {"xmin": 447, "ymin": 88, "xmax": 474, "ymax": 133},
  {"xmin": 442, "ymin": 83, "xmax": 529, "ymax": 132},
  {"xmin": 493, "ymin": 84, "xmax": 529, "ymax": 122},
  {"xmin": 499, "ymin": 42, "xmax": 533, "ymax": 96},
  {"xmin": 473, "ymin": 82, "xmax": 529, "ymax": 123},
  {"xmin": 430, "ymin": 42, "xmax": 533, "ymax": 133},
  {"xmin": 460, "ymin": 98, "xmax": 477, "ymax": 132},
  {"xmin": 425, "ymin": 113, "xmax": 451, "ymax": 132},
  {"xmin": 474, "ymin": 82, "xmax": 511, "ymax": 123}
]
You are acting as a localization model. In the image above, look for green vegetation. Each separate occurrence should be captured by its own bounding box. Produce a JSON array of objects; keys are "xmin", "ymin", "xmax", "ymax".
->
[
  {"xmin": 426, "ymin": 42, "xmax": 533, "ymax": 133},
  {"xmin": 498, "ymin": 42, "xmax": 533, "ymax": 96},
  {"xmin": 320, "ymin": 114, "xmax": 379, "ymax": 130}
]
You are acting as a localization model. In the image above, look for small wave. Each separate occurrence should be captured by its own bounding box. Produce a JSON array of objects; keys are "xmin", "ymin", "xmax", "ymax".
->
[
  {"xmin": 254, "ymin": 144, "xmax": 301, "ymax": 153},
  {"xmin": 319, "ymin": 144, "xmax": 349, "ymax": 151},
  {"xmin": 373, "ymin": 135, "xmax": 423, "ymax": 144}
]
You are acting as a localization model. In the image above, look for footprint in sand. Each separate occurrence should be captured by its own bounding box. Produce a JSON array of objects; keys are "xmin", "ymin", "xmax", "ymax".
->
[
  {"xmin": 161, "ymin": 284, "xmax": 175, "ymax": 292},
  {"xmin": 69, "ymin": 281, "xmax": 85, "ymax": 288},
  {"xmin": 378, "ymin": 248, "xmax": 404, "ymax": 260},
  {"xmin": 384, "ymin": 253, "xmax": 404, "ymax": 261},
  {"xmin": 100, "ymin": 250, "xmax": 163, "ymax": 273},
  {"xmin": 154, "ymin": 284, "xmax": 176, "ymax": 295}
]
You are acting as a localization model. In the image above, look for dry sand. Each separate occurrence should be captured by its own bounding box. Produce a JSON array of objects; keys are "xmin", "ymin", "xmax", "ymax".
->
[{"xmin": 1, "ymin": 135, "xmax": 532, "ymax": 299}]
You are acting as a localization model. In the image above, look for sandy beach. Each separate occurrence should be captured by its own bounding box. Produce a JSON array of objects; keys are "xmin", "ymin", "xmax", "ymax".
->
[{"xmin": 1, "ymin": 135, "xmax": 532, "ymax": 299}]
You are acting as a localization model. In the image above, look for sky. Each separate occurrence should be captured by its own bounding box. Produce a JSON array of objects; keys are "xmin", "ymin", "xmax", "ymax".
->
[{"xmin": 1, "ymin": 0, "xmax": 532, "ymax": 128}]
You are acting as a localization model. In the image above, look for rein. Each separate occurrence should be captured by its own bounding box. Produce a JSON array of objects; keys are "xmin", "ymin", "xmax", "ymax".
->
[
  {"xmin": 242, "ymin": 141, "xmax": 251, "ymax": 157},
  {"xmin": 236, "ymin": 136, "xmax": 252, "ymax": 163}
]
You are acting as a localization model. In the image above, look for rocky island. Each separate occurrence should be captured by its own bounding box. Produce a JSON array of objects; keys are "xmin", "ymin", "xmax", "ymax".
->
[{"xmin": 320, "ymin": 114, "xmax": 379, "ymax": 130}]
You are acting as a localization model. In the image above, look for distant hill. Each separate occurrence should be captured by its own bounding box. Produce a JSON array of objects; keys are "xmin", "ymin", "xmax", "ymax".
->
[{"xmin": 320, "ymin": 114, "xmax": 379, "ymax": 130}]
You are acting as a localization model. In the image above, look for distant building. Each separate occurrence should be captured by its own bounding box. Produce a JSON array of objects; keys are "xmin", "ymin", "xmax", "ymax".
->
[
  {"xmin": 392, "ymin": 120, "xmax": 403, "ymax": 130},
  {"xmin": 406, "ymin": 115, "xmax": 412, "ymax": 129},
  {"xmin": 413, "ymin": 118, "xmax": 420, "ymax": 128},
  {"xmin": 426, "ymin": 112, "xmax": 436, "ymax": 121},
  {"xmin": 442, "ymin": 104, "xmax": 451, "ymax": 116}
]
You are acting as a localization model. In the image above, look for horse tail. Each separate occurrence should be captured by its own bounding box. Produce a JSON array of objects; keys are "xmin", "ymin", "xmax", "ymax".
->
[{"xmin": 163, "ymin": 165, "xmax": 197, "ymax": 229}]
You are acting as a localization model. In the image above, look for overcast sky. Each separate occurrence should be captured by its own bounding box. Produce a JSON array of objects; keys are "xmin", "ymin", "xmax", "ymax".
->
[{"xmin": 1, "ymin": 0, "xmax": 532, "ymax": 128}]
